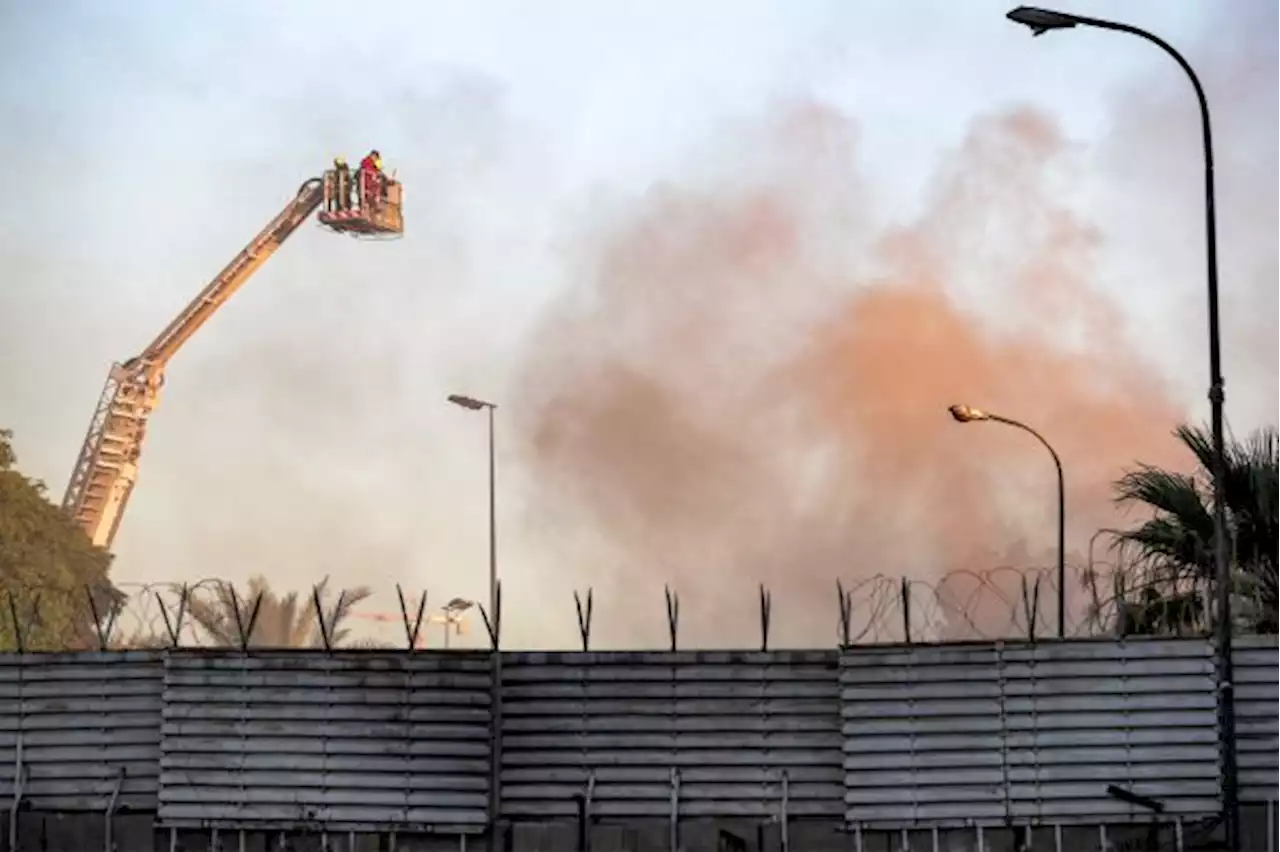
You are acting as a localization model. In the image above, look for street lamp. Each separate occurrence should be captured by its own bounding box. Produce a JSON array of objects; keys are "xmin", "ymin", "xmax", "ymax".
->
[
  {"xmin": 1006, "ymin": 6, "xmax": 1078, "ymax": 36},
  {"xmin": 447, "ymin": 394, "xmax": 498, "ymax": 626},
  {"xmin": 1003, "ymin": 11, "xmax": 1237, "ymax": 847},
  {"xmin": 430, "ymin": 598, "xmax": 474, "ymax": 649},
  {"xmin": 948, "ymin": 404, "xmax": 1066, "ymax": 638}
]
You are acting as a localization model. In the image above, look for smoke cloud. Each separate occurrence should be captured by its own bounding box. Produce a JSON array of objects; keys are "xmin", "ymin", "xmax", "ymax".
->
[
  {"xmin": 509, "ymin": 4, "xmax": 1277, "ymax": 649},
  {"xmin": 511, "ymin": 105, "xmax": 1190, "ymax": 647}
]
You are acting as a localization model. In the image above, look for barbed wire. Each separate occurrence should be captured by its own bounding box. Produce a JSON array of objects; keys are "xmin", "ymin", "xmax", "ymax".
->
[{"xmin": 3, "ymin": 559, "xmax": 1267, "ymax": 653}]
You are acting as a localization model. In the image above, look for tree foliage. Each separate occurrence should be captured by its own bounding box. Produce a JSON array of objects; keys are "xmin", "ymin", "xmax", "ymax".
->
[
  {"xmin": 185, "ymin": 574, "xmax": 373, "ymax": 648},
  {"xmin": 0, "ymin": 428, "xmax": 120, "ymax": 651},
  {"xmin": 1109, "ymin": 423, "xmax": 1278, "ymax": 636}
]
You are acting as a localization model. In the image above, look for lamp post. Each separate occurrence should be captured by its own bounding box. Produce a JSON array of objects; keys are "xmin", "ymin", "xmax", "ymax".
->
[
  {"xmin": 1003, "ymin": 11, "xmax": 1236, "ymax": 847},
  {"xmin": 447, "ymin": 394, "xmax": 498, "ymax": 626},
  {"xmin": 949, "ymin": 404, "xmax": 1066, "ymax": 637},
  {"xmin": 430, "ymin": 598, "xmax": 474, "ymax": 649}
]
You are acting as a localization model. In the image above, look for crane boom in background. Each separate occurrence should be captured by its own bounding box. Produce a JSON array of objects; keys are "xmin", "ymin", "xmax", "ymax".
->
[{"xmin": 62, "ymin": 165, "xmax": 404, "ymax": 550}]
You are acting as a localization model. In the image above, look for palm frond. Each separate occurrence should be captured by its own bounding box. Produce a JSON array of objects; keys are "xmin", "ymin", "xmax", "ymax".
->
[
  {"xmin": 1172, "ymin": 424, "xmax": 1216, "ymax": 483},
  {"xmin": 180, "ymin": 575, "xmax": 391, "ymax": 648},
  {"xmin": 1117, "ymin": 517, "xmax": 1211, "ymax": 579},
  {"xmin": 324, "ymin": 584, "xmax": 373, "ymax": 648},
  {"xmin": 1114, "ymin": 465, "xmax": 1210, "ymax": 525},
  {"xmin": 185, "ymin": 584, "xmax": 240, "ymax": 647},
  {"xmin": 1110, "ymin": 422, "xmax": 1279, "ymax": 636}
]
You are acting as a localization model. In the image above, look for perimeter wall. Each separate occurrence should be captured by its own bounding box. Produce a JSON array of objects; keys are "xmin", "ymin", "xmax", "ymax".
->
[{"xmin": 0, "ymin": 637, "xmax": 1275, "ymax": 851}]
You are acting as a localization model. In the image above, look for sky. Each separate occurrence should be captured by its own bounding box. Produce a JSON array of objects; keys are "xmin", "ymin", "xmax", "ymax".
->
[{"xmin": 0, "ymin": 1, "xmax": 1276, "ymax": 649}]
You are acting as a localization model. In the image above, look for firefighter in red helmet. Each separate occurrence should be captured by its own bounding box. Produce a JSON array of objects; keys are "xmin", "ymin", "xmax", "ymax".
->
[{"xmin": 359, "ymin": 149, "xmax": 384, "ymax": 212}]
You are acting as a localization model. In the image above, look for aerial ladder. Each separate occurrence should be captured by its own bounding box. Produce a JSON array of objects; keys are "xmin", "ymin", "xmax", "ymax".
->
[{"xmin": 62, "ymin": 164, "xmax": 405, "ymax": 550}]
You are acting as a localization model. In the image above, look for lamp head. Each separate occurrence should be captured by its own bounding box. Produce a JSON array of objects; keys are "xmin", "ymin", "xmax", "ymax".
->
[
  {"xmin": 948, "ymin": 404, "xmax": 990, "ymax": 424},
  {"xmin": 447, "ymin": 394, "xmax": 490, "ymax": 411},
  {"xmin": 444, "ymin": 597, "xmax": 474, "ymax": 613},
  {"xmin": 1006, "ymin": 6, "xmax": 1080, "ymax": 36}
]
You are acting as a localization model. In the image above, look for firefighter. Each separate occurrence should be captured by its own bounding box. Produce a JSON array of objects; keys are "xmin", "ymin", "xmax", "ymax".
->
[
  {"xmin": 359, "ymin": 149, "xmax": 384, "ymax": 211},
  {"xmin": 332, "ymin": 156, "xmax": 352, "ymax": 212}
]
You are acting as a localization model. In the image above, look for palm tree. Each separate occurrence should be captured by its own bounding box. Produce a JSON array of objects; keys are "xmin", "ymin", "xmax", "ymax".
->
[
  {"xmin": 186, "ymin": 574, "xmax": 373, "ymax": 648},
  {"xmin": 1108, "ymin": 423, "xmax": 1278, "ymax": 636}
]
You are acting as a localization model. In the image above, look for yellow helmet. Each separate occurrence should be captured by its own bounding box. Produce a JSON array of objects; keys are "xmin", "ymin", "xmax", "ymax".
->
[{"xmin": 334, "ymin": 156, "xmax": 347, "ymax": 167}]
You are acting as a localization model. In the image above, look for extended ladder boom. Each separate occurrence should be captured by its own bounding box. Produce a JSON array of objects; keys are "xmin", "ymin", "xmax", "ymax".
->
[
  {"xmin": 62, "ymin": 179, "xmax": 326, "ymax": 549},
  {"xmin": 64, "ymin": 163, "xmax": 404, "ymax": 551},
  {"xmin": 139, "ymin": 178, "xmax": 324, "ymax": 368}
]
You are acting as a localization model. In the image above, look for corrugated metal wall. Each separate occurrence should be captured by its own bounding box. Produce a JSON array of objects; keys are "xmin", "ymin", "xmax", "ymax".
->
[
  {"xmin": 841, "ymin": 638, "xmax": 1223, "ymax": 828},
  {"xmin": 500, "ymin": 651, "xmax": 845, "ymax": 821},
  {"xmin": 0, "ymin": 639, "xmax": 1272, "ymax": 834},
  {"xmin": 1234, "ymin": 635, "xmax": 1279, "ymax": 803},
  {"xmin": 0, "ymin": 651, "xmax": 163, "ymax": 812},
  {"xmin": 156, "ymin": 650, "xmax": 492, "ymax": 832}
]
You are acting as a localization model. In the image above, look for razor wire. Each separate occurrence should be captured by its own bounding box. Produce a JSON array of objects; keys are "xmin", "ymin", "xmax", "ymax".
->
[{"xmin": 0, "ymin": 559, "xmax": 1257, "ymax": 652}]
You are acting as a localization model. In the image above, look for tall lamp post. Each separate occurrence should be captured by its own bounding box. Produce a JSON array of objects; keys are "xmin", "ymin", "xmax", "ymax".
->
[
  {"xmin": 447, "ymin": 394, "xmax": 498, "ymax": 625},
  {"xmin": 1003, "ymin": 10, "xmax": 1237, "ymax": 847},
  {"xmin": 948, "ymin": 404, "xmax": 1066, "ymax": 638}
]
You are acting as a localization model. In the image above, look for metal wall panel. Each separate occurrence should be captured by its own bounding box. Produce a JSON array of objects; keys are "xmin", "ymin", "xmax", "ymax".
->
[
  {"xmin": 999, "ymin": 639, "xmax": 1219, "ymax": 822},
  {"xmin": 842, "ymin": 639, "xmax": 1222, "ymax": 828},
  {"xmin": 0, "ymin": 651, "xmax": 164, "ymax": 811},
  {"xmin": 842, "ymin": 642, "xmax": 1008, "ymax": 827},
  {"xmin": 1233, "ymin": 636, "xmax": 1279, "ymax": 803},
  {"xmin": 157, "ymin": 651, "xmax": 492, "ymax": 832},
  {"xmin": 501, "ymin": 650, "xmax": 844, "ymax": 821}
]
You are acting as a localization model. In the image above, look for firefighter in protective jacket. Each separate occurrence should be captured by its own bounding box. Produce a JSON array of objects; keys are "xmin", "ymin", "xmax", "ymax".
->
[{"xmin": 359, "ymin": 150, "xmax": 384, "ymax": 211}]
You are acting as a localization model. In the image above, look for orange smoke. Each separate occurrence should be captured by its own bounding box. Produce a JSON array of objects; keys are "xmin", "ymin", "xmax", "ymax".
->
[{"xmin": 512, "ymin": 105, "xmax": 1186, "ymax": 648}]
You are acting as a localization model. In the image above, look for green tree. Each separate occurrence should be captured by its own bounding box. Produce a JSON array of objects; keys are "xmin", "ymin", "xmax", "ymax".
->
[
  {"xmin": 1110, "ymin": 423, "xmax": 1278, "ymax": 635},
  {"xmin": 186, "ymin": 574, "xmax": 373, "ymax": 648},
  {"xmin": 0, "ymin": 428, "xmax": 120, "ymax": 651}
]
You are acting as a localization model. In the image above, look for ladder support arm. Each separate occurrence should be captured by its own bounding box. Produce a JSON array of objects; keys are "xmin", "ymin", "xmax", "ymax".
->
[
  {"xmin": 139, "ymin": 178, "xmax": 324, "ymax": 369},
  {"xmin": 63, "ymin": 177, "xmax": 325, "ymax": 551}
]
